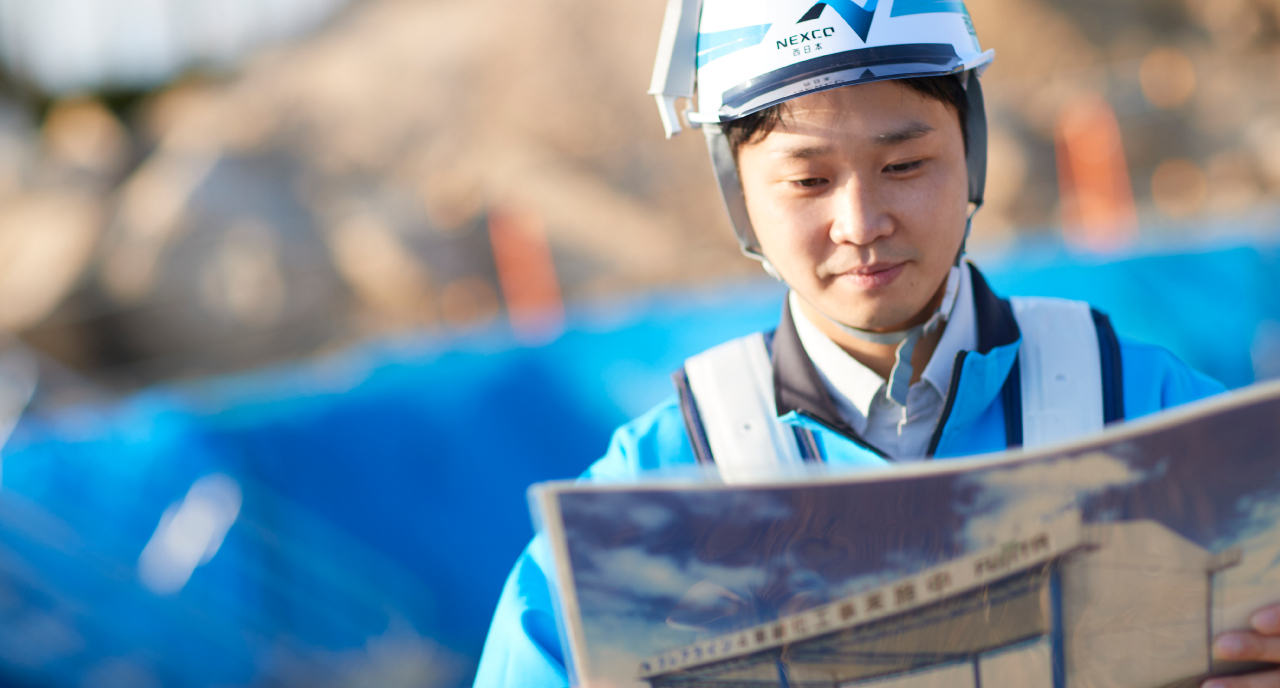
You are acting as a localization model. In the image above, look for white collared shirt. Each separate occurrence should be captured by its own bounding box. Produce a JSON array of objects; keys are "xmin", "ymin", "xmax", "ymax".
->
[{"xmin": 789, "ymin": 265, "xmax": 979, "ymax": 461}]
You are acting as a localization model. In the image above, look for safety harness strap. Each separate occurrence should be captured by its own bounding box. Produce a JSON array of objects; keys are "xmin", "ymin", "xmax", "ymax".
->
[
  {"xmin": 679, "ymin": 332, "xmax": 805, "ymax": 482},
  {"xmin": 1007, "ymin": 297, "xmax": 1104, "ymax": 448}
]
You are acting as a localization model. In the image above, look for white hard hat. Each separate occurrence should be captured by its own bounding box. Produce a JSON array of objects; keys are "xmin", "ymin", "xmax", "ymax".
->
[
  {"xmin": 650, "ymin": 0, "xmax": 996, "ymax": 406},
  {"xmin": 650, "ymin": 0, "xmax": 995, "ymax": 260}
]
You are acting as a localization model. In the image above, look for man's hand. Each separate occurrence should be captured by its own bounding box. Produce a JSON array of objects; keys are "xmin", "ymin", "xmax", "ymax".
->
[{"xmin": 1206, "ymin": 604, "xmax": 1280, "ymax": 688}]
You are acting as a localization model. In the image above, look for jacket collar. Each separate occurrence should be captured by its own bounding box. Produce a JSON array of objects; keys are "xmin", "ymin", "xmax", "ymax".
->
[
  {"xmin": 772, "ymin": 263, "xmax": 1021, "ymax": 444},
  {"xmin": 771, "ymin": 296, "xmax": 862, "ymax": 440},
  {"xmin": 968, "ymin": 264, "xmax": 1020, "ymax": 353}
]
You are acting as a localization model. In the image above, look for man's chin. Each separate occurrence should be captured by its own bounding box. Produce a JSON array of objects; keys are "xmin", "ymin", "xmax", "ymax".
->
[
  {"xmin": 818, "ymin": 280, "xmax": 946, "ymax": 330},
  {"xmin": 815, "ymin": 304, "xmax": 920, "ymax": 333}
]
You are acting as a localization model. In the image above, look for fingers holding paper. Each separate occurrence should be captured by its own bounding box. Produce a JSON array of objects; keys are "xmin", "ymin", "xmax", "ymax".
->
[{"xmin": 1206, "ymin": 604, "xmax": 1280, "ymax": 688}]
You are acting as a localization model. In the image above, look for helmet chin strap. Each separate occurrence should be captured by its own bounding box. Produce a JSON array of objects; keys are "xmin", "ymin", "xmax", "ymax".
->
[{"xmin": 778, "ymin": 253, "xmax": 965, "ymax": 408}]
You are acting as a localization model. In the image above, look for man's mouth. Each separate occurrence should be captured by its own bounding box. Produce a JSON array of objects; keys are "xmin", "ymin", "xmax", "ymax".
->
[{"xmin": 835, "ymin": 261, "xmax": 906, "ymax": 288}]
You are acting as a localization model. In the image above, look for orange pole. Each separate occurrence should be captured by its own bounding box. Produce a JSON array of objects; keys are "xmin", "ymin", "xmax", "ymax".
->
[
  {"xmin": 487, "ymin": 204, "xmax": 565, "ymax": 344},
  {"xmin": 1055, "ymin": 97, "xmax": 1139, "ymax": 252}
]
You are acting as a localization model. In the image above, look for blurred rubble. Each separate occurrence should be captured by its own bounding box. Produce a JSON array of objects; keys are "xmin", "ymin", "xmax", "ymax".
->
[
  {"xmin": 0, "ymin": 0, "xmax": 346, "ymax": 94},
  {"xmin": 0, "ymin": 0, "xmax": 1278, "ymax": 388}
]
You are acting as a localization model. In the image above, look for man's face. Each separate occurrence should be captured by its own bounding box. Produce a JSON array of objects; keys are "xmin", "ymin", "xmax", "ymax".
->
[{"xmin": 737, "ymin": 80, "xmax": 970, "ymax": 332}]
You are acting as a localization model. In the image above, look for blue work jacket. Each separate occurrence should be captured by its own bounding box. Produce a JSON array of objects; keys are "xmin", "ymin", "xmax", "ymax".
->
[{"xmin": 472, "ymin": 267, "xmax": 1226, "ymax": 687}]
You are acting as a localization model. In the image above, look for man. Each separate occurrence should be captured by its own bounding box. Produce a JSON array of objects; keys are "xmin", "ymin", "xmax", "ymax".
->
[{"xmin": 474, "ymin": 1, "xmax": 1280, "ymax": 685}]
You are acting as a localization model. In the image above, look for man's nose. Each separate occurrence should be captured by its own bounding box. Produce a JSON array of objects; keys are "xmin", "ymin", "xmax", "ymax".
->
[{"xmin": 828, "ymin": 177, "xmax": 893, "ymax": 246}]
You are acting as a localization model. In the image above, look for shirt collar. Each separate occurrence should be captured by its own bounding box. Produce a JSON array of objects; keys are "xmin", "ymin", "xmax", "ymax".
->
[
  {"xmin": 771, "ymin": 298, "xmax": 864, "ymax": 442},
  {"xmin": 789, "ymin": 290, "xmax": 885, "ymax": 423},
  {"xmin": 919, "ymin": 263, "xmax": 978, "ymax": 394}
]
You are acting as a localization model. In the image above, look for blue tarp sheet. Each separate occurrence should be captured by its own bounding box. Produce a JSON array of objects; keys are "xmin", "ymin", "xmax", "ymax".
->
[{"xmin": 0, "ymin": 244, "xmax": 1277, "ymax": 686}]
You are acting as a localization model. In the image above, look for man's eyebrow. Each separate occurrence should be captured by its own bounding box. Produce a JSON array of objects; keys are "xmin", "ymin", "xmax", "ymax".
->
[
  {"xmin": 772, "ymin": 122, "xmax": 936, "ymax": 157},
  {"xmin": 876, "ymin": 122, "xmax": 935, "ymax": 146},
  {"xmin": 776, "ymin": 144, "xmax": 834, "ymax": 159}
]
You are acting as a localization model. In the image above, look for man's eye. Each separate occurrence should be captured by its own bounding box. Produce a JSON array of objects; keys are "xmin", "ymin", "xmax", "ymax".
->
[
  {"xmin": 794, "ymin": 178, "xmax": 827, "ymax": 188},
  {"xmin": 885, "ymin": 160, "xmax": 924, "ymax": 174}
]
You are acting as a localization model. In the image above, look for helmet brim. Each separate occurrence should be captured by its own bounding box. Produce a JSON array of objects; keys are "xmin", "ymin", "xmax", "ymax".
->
[{"xmin": 716, "ymin": 43, "xmax": 968, "ymax": 121}]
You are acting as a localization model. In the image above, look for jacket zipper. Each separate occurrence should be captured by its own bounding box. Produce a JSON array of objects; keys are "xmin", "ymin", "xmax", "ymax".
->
[{"xmin": 925, "ymin": 351, "xmax": 969, "ymax": 457}]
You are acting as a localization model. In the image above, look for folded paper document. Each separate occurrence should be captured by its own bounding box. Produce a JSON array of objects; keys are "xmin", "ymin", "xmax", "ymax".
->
[{"xmin": 532, "ymin": 381, "xmax": 1280, "ymax": 688}]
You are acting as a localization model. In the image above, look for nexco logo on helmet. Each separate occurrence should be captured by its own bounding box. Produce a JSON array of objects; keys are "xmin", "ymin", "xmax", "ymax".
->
[
  {"xmin": 775, "ymin": 25, "xmax": 838, "ymax": 53},
  {"xmin": 648, "ymin": 0, "xmax": 994, "ymax": 261}
]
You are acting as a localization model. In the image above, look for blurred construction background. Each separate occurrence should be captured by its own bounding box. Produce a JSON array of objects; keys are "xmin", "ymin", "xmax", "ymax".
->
[
  {"xmin": 0, "ymin": 0, "xmax": 1278, "ymax": 685},
  {"xmin": 0, "ymin": 0, "xmax": 1274, "ymax": 386}
]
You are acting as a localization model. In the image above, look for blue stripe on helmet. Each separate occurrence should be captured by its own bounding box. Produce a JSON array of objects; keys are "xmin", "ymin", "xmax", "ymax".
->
[
  {"xmin": 697, "ymin": 24, "xmax": 773, "ymax": 68},
  {"xmin": 890, "ymin": 0, "xmax": 967, "ymax": 17},
  {"xmin": 822, "ymin": 0, "xmax": 879, "ymax": 42}
]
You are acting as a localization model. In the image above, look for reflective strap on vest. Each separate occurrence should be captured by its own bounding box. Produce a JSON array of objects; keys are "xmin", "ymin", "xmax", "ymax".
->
[
  {"xmin": 683, "ymin": 332, "xmax": 805, "ymax": 482},
  {"xmin": 1008, "ymin": 297, "xmax": 1104, "ymax": 448},
  {"xmin": 678, "ymin": 298, "xmax": 1108, "ymax": 473}
]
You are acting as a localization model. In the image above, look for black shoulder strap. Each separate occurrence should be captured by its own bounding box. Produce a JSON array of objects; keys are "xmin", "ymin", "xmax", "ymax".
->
[
  {"xmin": 1091, "ymin": 310, "xmax": 1126, "ymax": 424},
  {"xmin": 1001, "ymin": 349, "xmax": 1024, "ymax": 449},
  {"xmin": 672, "ymin": 369, "xmax": 715, "ymax": 465}
]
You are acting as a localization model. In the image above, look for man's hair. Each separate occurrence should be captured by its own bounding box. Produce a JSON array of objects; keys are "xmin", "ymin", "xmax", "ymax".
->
[{"xmin": 722, "ymin": 74, "xmax": 970, "ymax": 158}]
